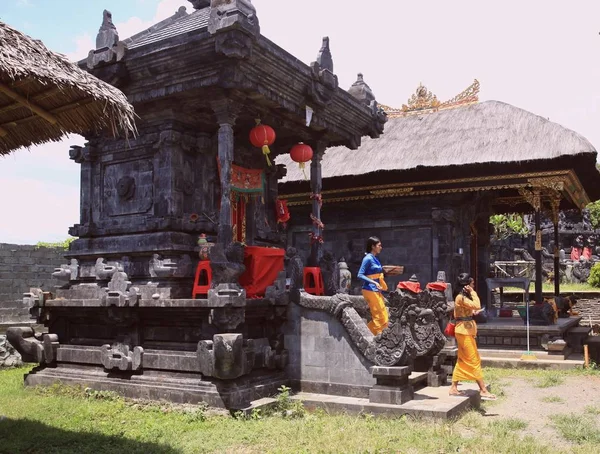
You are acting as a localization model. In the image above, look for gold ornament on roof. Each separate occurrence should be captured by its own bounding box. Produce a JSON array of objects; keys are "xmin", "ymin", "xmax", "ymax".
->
[{"xmin": 381, "ymin": 79, "xmax": 480, "ymax": 118}]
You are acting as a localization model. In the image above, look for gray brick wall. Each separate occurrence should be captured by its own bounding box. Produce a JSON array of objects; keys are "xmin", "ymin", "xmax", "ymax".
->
[
  {"xmin": 285, "ymin": 303, "xmax": 375, "ymax": 397},
  {"xmin": 0, "ymin": 243, "xmax": 65, "ymax": 323}
]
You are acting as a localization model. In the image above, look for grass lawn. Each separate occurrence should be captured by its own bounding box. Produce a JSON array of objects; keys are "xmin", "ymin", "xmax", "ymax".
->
[
  {"xmin": 1, "ymin": 366, "xmax": 600, "ymax": 453},
  {"xmin": 502, "ymin": 282, "xmax": 598, "ymax": 293}
]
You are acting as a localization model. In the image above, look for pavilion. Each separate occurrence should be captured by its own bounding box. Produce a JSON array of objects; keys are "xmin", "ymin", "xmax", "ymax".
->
[{"xmin": 277, "ymin": 80, "xmax": 600, "ymax": 305}]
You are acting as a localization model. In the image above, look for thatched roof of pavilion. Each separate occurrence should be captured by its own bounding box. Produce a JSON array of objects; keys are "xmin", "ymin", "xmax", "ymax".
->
[
  {"xmin": 277, "ymin": 100, "xmax": 597, "ymax": 183},
  {"xmin": 0, "ymin": 21, "xmax": 136, "ymax": 155}
]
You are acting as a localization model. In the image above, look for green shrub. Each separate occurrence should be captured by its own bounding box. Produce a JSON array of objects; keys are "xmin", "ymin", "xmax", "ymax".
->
[
  {"xmin": 589, "ymin": 263, "xmax": 600, "ymax": 288},
  {"xmin": 35, "ymin": 237, "xmax": 77, "ymax": 249}
]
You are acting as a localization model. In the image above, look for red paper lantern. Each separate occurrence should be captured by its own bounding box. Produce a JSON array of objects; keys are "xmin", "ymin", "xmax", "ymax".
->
[
  {"xmin": 290, "ymin": 142, "xmax": 313, "ymax": 179},
  {"xmin": 249, "ymin": 121, "xmax": 276, "ymax": 166}
]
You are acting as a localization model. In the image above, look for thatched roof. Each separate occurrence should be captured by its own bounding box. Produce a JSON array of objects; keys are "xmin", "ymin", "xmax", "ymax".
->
[
  {"xmin": 277, "ymin": 100, "xmax": 597, "ymax": 183},
  {"xmin": 0, "ymin": 21, "xmax": 136, "ymax": 155}
]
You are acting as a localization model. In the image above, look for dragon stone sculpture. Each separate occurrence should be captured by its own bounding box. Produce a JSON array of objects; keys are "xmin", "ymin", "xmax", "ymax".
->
[{"xmin": 296, "ymin": 285, "xmax": 448, "ymax": 367}]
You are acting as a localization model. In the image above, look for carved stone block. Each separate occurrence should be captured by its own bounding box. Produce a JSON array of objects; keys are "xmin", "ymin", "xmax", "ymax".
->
[
  {"xmin": 369, "ymin": 366, "xmax": 414, "ymax": 405},
  {"xmin": 6, "ymin": 327, "xmax": 59, "ymax": 365},
  {"xmin": 197, "ymin": 333, "xmax": 253, "ymax": 380},
  {"xmin": 101, "ymin": 344, "xmax": 143, "ymax": 371}
]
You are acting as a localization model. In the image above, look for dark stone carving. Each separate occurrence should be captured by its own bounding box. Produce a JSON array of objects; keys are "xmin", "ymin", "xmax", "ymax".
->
[
  {"xmin": 101, "ymin": 343, "xmax": 143, "ymax": 371},
  {"xmin": 105, "ymin": 271, "xmax": 140, "ymax": 307},
  {"xmin": 96, "ymin": 10, "xmax": 119, "ymax": 49},
  {"xmin": 348, "ymin": 73, "xmax": 375, "ymax": 106},
  {"xmin": 316, "ymin": 37, "xmax": 333, "ymax": 73},
  {"xmin": 95, "ymin": 258, "xmax": 121, "ymax": 281},
  {"xmin": 264, "ymin": 271, "xmax": 288, "ymax": 306},
  {"xmin": 52, "ymin": 259, "xmax": 79, "ymax": 288},
  {"xmin": 87, "ymin": 10, "xmax": 127, "ymax": 69},
  {"xmin": 215, "ymin": 30, "xmax": 255, "ymax": 59},
  {"xmin": 6, "ymin": 327, "xmax": 58, "ymax": 365},
  {"xmin": 297, "ymin": 285, "xmax": 448, "ymax": 367},
  {"xmin": 319, "ymin": 250, "xmax": 337, "ymax": 296},
  {"xmin": 189, "ymin": 0, "xmax": 210, "ymax": 8},
  {"xmin": 286, "ymin": 247, "xmax": 304, "ymax": 291},
  {"xmin": 209, "ymin": 306, "xmax": 245, "ymax": 331},
  {"xmin": 209, "ymin": 242, "xmax": 246, "ymax": 285},
  {"xmin": 197, "ymin": 333, "xmax": 253, "ymax": 379},
  {"xmin": 369, "ymin": 366, "xmax": 414, "ymax": 405},
  {"xmin": 148, "ymin": 254, "xmax": 171, "ymax": 278},
  {"xmin": 197, "ymin": 334, "xmax": 288, "ymax": 380},
  {"xmin": 208, "ymin": 0, "xmax": 260, "ymax": 39},
  {"xmin": 116, "ymin": 176, "xmax": 136, "ymax": 200}
]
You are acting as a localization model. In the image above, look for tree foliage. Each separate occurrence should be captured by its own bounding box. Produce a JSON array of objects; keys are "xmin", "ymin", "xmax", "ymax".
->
[
  {"xmin": 35, "ymin": 237, "xmax": 76, "ymax": 249},
  {"xmin": 489, "ymin": 213, "xmax": 529, "ymax": 240},
  {"xmin": 587, "ymin": 200, "xmax": 600, "ymax": 230}
]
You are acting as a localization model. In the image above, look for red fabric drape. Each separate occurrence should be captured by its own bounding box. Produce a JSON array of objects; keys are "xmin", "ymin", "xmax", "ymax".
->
[
  {"xmin": 231, "ymin": 194, "xmax": 247, "ymax": 243},
  {"xmin": 239, "ymin": 246, "xmax": 285, "ymax": 298}
]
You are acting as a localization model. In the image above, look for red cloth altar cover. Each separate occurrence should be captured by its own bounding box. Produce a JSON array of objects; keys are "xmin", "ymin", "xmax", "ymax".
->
[{"xmin": 239, "ymin": 246, "xmax": 285, "ymax": 297}]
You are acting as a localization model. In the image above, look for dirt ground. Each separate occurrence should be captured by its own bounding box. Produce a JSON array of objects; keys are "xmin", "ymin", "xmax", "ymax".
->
[{"xmin": 475, "ymin": 374, "xmax": 600, "ymax": 449}]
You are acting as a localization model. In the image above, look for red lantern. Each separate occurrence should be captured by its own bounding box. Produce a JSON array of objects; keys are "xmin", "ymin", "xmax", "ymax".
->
[
  {"xmin": 249, "ymin": 120, "xmax": 276, "ymax": 166},
  {"xmin": 290, "ymin": 142, "xmax": 313, "ymax": 179}
]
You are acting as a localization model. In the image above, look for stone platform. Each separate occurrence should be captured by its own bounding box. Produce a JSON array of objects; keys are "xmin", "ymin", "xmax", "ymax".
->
[
  {"xmin": 290, "ymin": 382, "xmax": 481, "ymax": 420},
  {"xmin": 24, "ymin": 363, "xmax": 288, "ymax": 410}
]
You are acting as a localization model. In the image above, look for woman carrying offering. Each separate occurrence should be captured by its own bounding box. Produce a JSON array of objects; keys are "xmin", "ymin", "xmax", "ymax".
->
[
  {"xmin": 357, "ymin": 236, "xmax": 389, "ymax": 335},
  {"xmin": 449, "ymin": 273, "xmax": 496, "ymax": 401}
]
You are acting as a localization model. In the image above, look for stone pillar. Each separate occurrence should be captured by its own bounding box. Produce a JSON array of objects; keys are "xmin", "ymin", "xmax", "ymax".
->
[
  {"xmin": 69, "ymin": 143, "xmax": 95, "ymax": 235},
  {"xmin": 211, "ymin": 100, "xmax": 239, "ymax": 247},
  {"xmin": 309, "ymin": 144, "xmax": 326, "ymax": 267}
]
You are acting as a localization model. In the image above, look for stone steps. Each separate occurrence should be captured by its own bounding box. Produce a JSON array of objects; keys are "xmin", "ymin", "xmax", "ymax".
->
[{"xmin": 290, "ymin": 382, "xmax": 482, "ymax": 419}]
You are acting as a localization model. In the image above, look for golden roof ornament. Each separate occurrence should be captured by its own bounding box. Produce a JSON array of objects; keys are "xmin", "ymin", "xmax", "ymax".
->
[{"xmin": 381, "ymin": 79, "xmax": 480, "ymax": 118}]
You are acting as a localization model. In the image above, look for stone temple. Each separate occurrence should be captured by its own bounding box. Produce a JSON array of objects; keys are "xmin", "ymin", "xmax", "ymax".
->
[{"xmin": 7, "ymin": 1, "xmax": 484, "ymax": 416}]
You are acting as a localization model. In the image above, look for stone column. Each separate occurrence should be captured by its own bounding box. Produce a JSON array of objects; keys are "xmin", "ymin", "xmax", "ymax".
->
[
  {"xmin": 211, "ymin": 100, "xmax": 239, "ymax": 247},
  {"xmin": 309, "ymin": 144, "xmax": 326, "ymax": 267},
  {"xmin": 68, "ymin": 142, "xmax": 95, "ymax": 236}
]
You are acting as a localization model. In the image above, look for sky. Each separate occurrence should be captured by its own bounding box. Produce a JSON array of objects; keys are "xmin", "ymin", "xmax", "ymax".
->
[{"xmin": 1, "ymin": 0, "xmax": 600, "ymax": 244}]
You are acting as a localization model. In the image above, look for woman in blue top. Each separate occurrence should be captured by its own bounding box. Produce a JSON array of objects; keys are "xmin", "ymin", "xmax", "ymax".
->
[{"xmin": 357, "ymin": 236, "xmax": 389, "ymax": 335}]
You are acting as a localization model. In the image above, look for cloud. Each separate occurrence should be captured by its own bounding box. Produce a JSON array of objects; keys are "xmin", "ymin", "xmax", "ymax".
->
[
  {"xmin": 67, "ymin": 0, "xmax": 187, "ymax": 61},
  {"xmin": 0, "ymin": 177, "xmax": 80, "ymax": 245},
  {"xmin": 16, "ymin": 0, "xmax": 33, "ymax": 7}
]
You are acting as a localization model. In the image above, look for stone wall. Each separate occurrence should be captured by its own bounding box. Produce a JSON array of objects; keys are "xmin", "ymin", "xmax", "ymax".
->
[
  {"xmin": 0, "ymin": 243, "xmax": 65, "ymax": 324},
  {"xmin": 285, "ymin": 194, "xmax": 477, "ymax": 293},
  {"xmin": 285, "ymin": 303, "xmax": 375, "ymax": 397}
]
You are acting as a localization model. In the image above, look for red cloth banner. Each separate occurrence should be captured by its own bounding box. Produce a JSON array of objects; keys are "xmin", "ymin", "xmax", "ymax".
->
[{"xmin": 239, "ymin": 246, "xmax": 285, "ymax": 298}]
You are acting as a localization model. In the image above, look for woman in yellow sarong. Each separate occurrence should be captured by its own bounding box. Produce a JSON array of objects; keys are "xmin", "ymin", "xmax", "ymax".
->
[
  {"xmin": 357, "ymin": 236, "xmax": 389, "ymax": 335},
  {"xmin": 449, "ymin": 273, "xmax": 496, "ymax": 400}
]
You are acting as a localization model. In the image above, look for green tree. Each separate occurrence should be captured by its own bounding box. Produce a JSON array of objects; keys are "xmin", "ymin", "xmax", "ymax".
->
[
  {"xmin": 489, "ymin": 213, "xmax": 529, "ymax": 240},
  {"xmin": 587, "ymin": 200, "xmax": 600, "ymax": 229}
]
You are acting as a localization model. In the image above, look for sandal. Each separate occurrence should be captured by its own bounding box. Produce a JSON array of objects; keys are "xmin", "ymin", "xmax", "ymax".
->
[
  {"xmin": 480, "ymin": 393, "xmax": 497, "ymax": 401},
  {"xmin": 449, "ymin": 391, "xmax": 466, "ymax": 397}
]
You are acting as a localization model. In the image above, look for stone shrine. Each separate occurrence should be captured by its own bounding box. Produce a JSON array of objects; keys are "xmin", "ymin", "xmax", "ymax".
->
[{"xmin": 7, "ymin": 2, "xmax": 458, "ymax": 413}]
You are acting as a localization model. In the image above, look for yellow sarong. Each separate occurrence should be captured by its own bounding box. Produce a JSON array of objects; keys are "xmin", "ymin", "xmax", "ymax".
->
[
  {"xmin": 452, "ymin": 333, "xmax": 483, "ymax": 382},
  {"xmin": 362, "ymin": 273, "xmax": 388, "ymax": 335}
]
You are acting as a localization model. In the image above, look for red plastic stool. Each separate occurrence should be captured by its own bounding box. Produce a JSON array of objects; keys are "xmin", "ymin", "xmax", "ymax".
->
[
  {"xmin": 303, "ymin": 267, "xmax": 324, "ymax": 296},
  {"xmin": 192, "ymin": 261, "xmax": 212, "ymax": 298}
]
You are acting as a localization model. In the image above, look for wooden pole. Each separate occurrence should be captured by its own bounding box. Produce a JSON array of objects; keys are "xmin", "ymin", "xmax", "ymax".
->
[
  {"xmin": 584, "ymin": 344, "xmax": 590, "ymax": 368},
  {"xmin": 309, "ymin": 144, "xmax": 325, "ymax": 267},
  {"xmin": 534, "ymin": 203, "xmax": 543, "ymax": 304},
  {"xmin": 554, "ymin": 220, "xmax": 560, "ymax": 297},
  {"xmin": 0, "ymin": 82, "xmax": 58, "ymax": 125}
]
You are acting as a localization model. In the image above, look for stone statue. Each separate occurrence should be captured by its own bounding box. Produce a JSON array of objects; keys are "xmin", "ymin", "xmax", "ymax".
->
[
  {"xmin": 338, "ymin": 257, "xmax": 351, "ymax": 294},
  {"xmin": 319, "ymin": 250, "xmax": 337, "ymax": 296},
  {"xmin": 285, "ymin": 247, "xmax": 304, "ymax": 292},
  {"xmin": 96, "ymin": 10, "xmax": 119, "ymax": 50}
]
